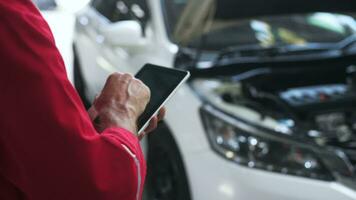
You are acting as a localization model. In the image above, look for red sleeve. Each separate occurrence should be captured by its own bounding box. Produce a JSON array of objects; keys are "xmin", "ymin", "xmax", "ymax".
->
[{"xmin": 0, "ymin": 1, "xmax": 146, "ymax": 200}]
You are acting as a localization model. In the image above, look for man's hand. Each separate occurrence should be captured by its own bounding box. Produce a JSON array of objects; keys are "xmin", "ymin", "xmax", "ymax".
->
[
  {"xmin": 138, "ymin": 107, "xmax": 166, "ymax": 140},
  {"xmin": 91, "ymin": 72, "xmax": 151, "ymax": 134}
]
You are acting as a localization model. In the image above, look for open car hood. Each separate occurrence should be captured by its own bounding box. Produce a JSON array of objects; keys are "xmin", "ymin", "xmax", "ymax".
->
[{"xmin": 174, "ymin": 0, "xmax": 356, "ymax": 44}]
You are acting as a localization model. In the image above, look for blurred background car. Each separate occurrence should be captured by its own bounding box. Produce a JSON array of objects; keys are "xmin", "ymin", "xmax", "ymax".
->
[
  {"xmin": 33, "ymin": 0, "xmax": 89, "ymax": 82},
  {"xmin": 55, "ymin": 0, "xmax": 356, "ymax": 199}
]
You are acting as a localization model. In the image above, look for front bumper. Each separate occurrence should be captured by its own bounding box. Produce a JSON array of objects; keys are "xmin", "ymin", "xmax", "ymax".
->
[
  {"xmin": 165, "ymin": 86, "xmax": 356, "ymax": 200},
  {"xmin": 185, "ymin": 150, "xmax": 356, "ymax": 200}
]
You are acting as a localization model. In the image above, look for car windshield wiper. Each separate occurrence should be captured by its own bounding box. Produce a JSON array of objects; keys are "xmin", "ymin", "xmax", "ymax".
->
[{"xmin": 214, "ymin": 34, "xmax": 356, "ymax": 65}]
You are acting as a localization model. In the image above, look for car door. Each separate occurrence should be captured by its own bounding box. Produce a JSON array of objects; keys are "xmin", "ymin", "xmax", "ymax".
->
[
  {"xmin": 98, "ymin": 0, "xmax": 154, "ymax": 76},
  {"xmin": 75, "ymin": 0, "xmax": 120, "ymax": 99},
  {"xmin": 85, "ymin": 0, "xmax": 153, "ymax": 99}
]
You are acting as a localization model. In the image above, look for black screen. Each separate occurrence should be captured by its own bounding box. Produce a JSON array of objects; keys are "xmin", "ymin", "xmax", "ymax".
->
[{"xmin": 135, "ymin": 64, "xmax": 189, "ymax": 131}]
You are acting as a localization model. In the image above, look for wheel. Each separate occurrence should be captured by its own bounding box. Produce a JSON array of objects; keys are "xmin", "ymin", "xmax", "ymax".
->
[
  {"xmin": 145, "ymin": 123, "xmax": 192, "ymax": 200},
  {"xmin": 73, "ymin": 45, "xmax": 91, "ymax": 109}
]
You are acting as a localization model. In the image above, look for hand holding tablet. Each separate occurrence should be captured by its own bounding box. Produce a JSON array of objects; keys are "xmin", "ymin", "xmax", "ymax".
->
[
  {"xmin": 88, "ymin": 64, "xmax": 190, "ymax": 137},
  {"xmin": 135, "ymin": 64, "xmax": 190, "ymax": 134}
]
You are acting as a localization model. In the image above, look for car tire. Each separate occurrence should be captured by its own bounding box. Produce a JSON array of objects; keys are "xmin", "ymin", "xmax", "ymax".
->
[
  {"xmin": 145, "ymin": 123, "xmax": 192, "ymax": 200},
  {"xmin": 73, "ymin": 45, "xmax": 91, "ymax": 109}
]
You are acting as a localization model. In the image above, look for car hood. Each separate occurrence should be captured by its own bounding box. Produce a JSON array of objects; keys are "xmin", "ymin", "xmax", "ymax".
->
[{"xmin": 174, "ymin": 0, "xmax": 356, "ymax": 44}]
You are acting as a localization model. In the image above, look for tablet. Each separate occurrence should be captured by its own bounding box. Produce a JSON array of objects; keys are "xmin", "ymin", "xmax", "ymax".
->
[{"xmin": 135, "ymin": 64, "xmax": 190, "ymax": 134}]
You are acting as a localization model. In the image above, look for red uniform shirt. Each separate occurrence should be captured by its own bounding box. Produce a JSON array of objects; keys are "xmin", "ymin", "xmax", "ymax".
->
[{"xmin": 0, "ymin": 0, "xmax": 146, "ymax": 199}]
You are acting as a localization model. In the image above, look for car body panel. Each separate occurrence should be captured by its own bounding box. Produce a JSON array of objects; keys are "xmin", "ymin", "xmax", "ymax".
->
[
  {"xmin": 42, "ymin": 8, "xmax": 75, "ymax": 82},
  {"xmin": 74, "ymin": 2, "xmax": 178, "ymax": 100},
  {"xmin": 39, "ymin": 0, "xmax": 90, "ymax": 83}
]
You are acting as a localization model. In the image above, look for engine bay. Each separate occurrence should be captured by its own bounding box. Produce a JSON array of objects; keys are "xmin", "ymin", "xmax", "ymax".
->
[
  {"xmin": 186, "ymin": 51, "xmax": 356, "ymax": 177},
  {"xmin": 235, "ymin": 65, "xmax": 356, "ymax": 169}
]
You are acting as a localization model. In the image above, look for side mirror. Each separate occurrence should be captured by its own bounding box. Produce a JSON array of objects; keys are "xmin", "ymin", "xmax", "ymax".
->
[{"xmin": 102, "ymin": 20, "xmax": 146, "ymax": 47}]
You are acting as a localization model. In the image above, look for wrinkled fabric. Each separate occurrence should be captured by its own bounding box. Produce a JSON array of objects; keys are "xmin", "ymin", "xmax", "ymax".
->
[{"xmin": 0, "ymin": 0, "xmax": 146, "ymax": 199}]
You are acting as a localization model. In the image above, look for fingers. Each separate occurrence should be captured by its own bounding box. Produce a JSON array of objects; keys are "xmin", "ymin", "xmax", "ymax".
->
[
  {"xmin": 145, "ymin": 116, "xmax": 158, "ymax": 133},
  {"xmin": 121, "ymin": 73, "xmax": 135, "ymax": 84},
  {"xmin": 131, "ymin": 78, "xmax": 151, "ymax": 99},
  {"xmin": 106, "ymin": 72, "xmax": 132, "ymax": 86},
  {"xmin": 157, "ymin": 107, "xmax": 166, "ymax": 121},
  {"xmin": 93, "ymin": 72, "xmax": 150, "ymax": 134},
  {"xmin": 138, "ymin": 107, "xmax": 166, "ymax": 140},
  {"xmin": 139, "ymin": 116, "xmax": 158, "ymax": 140},
  {"xmin": 138, "ymin": 132, "xmax": 145, "ymax": 141},
  {"xmin": 93, "ymin": 72, "xmax": 160, "ymax": 137}
]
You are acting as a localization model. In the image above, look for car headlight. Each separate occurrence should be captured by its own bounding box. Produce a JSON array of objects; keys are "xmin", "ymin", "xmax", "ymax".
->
[{"xmin": 200, "ymin": 105, "xmax": 334, "ymax": 181}]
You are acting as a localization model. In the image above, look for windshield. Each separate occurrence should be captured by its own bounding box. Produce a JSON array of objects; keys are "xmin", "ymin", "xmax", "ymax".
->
[
  {"xmin": 161, "ymin": 0, "xmax": 356, "ymax": 51},
  {"xmin": 32, "ymin": 0, "xmax": 57, "ymax": 11}
]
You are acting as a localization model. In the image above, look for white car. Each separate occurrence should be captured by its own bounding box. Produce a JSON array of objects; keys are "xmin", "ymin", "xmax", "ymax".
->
[
  {"xmin": 73, "ymin": 0, "xmax": 356, "ymax": 199},
  {"xmin": 34, "ymin": 0, "xmax": 89, "ymax": 82}
]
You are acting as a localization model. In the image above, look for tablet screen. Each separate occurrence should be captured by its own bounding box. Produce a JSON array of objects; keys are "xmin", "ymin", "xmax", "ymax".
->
[{"xmin": 135, "ymin": 64, "xmax": 189, "ymax": 132}]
